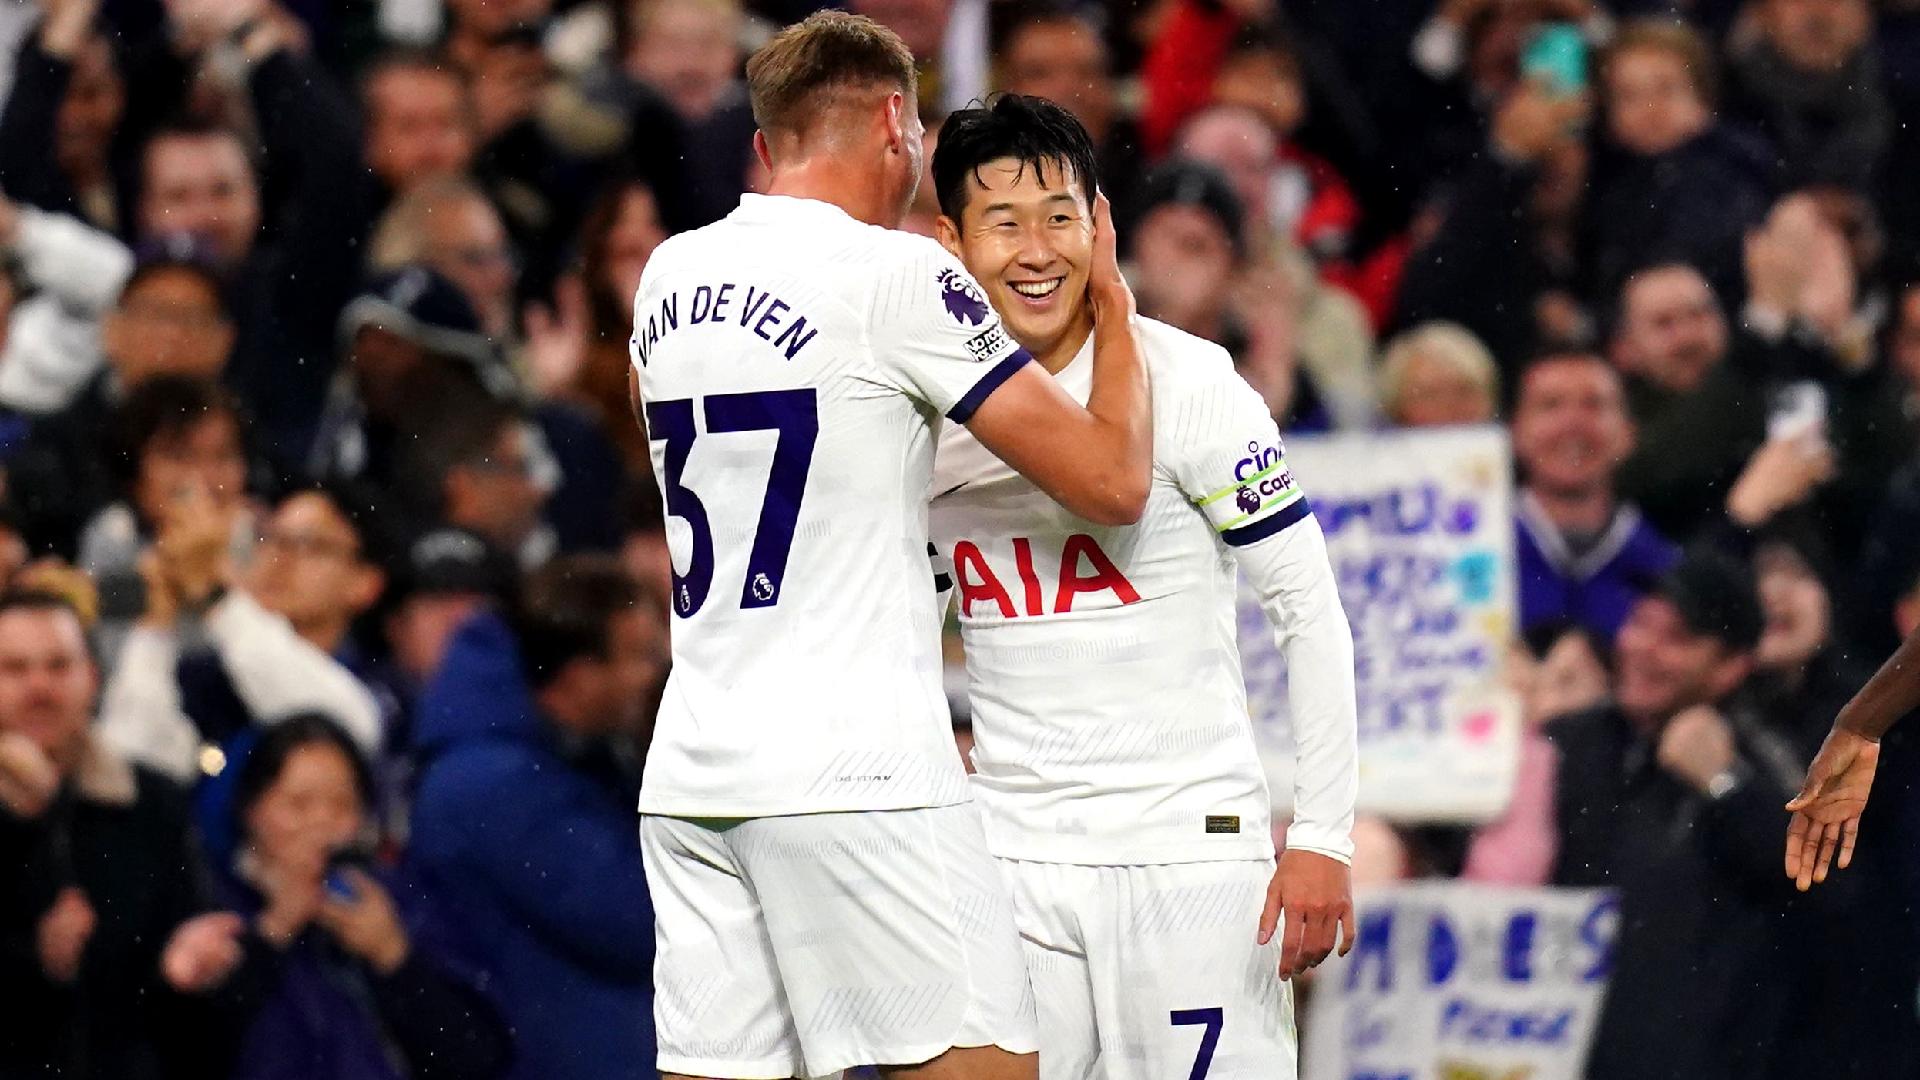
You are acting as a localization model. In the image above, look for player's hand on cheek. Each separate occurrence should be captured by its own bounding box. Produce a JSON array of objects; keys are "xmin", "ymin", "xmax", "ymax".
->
[
  {"xmin": 1259, "ymin": 848, "xmax": 1355, "ymax": 980},
  {"xmin": 1087, "ymin": 192, "xmax": 1135, "ymax": 324}
]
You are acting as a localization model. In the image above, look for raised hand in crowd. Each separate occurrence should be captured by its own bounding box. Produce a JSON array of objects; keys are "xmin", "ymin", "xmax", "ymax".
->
[
  {"xmin": 1491, "ymin": 79, "xmax": 1590, "ymax": 163},
  {"xmin": 36, "ymin": 886, "xmax": 96, "ymax": 984},
  {"xmin": 1726, "ymin": 433, "xmax": 1836, "ymax": 529},
  {"xmin": 315, "ymin": 867, "xmax": 411, "ymax": 975},
  {"xmin": 1656, "ymin": 704, "xmax": 1737, "ymax": 793},
  {"xmin": 35, "ymin": 0, "xmax": 103, "ymax": 59},
  {"xmin": 524, "ymin": 274, "xmax": 593, "ymax": 402},
  {"xmin": 0, "ymin": 728, "xmax": 60, "ymax": 818},
  {"xmin": 150, "ymin": 477, "xmax": 239, "ymax": 613},
  {"xmin": 161, "ymin": 911, "xmax": 247, "ymax": 993},
  {"xmin": 1230, "ymin": 261, "xmax": 1300, "ymax": 422}
]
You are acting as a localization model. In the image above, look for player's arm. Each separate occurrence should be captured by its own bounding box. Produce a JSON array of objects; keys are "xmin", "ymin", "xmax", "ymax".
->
[
  {"xmin": 1172, "ymin": 365, "xmax": 1358, "ymax": 980},
  {"xmin": 962, "ymin": 193, "xmax": 1152, "ymax": 526},
  {"xmin": 1783, "ymin": 623, "xmax": 1918, "ymax": 888}
]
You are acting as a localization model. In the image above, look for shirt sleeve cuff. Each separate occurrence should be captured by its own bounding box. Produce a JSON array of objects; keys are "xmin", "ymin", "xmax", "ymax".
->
[
  {"xmin": 1284, "ymin": 823, "xmax": 1355, "ymax": 865},
  {"xmin": 946, "ymin": 349, "xmax": 1033, "ymax": 423}
]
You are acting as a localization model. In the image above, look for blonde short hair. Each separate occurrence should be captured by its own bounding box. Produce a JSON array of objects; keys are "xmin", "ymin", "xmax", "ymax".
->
[
  {"xmin": 745, "ymin": 10, "xmax": 916, "ymax": 137},
  {"xmin": 1378, "ymin": 321, "xmax": 1500, "ymax": 415}
]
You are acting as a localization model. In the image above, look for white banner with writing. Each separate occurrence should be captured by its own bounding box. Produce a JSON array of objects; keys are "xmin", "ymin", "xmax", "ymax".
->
[
  {"xmin": 1302, "ymin": 882, "xmax": 1620, "ymax": 1080},
  {"xmin": 1242, "ymin": 425, "xmax": 1520, "ymax": 823}
]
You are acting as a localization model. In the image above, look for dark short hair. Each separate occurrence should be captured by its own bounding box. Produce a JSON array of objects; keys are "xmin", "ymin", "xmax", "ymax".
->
[
  {"xmin": 933, "ymin": 93, "xmax": 1099, "ymax": 220},
  {"xmin": 105, "ymin": 375, "xmax": 249, "ymax": 494},
  {"xmin": 1648, "ymin": 547, "xmax": 1763, "ymax": 653},
  {"xmin": 513, "ymin": 555, "xmax": 643, "ymax": 690},
  {"xmin": 142, "ymin": 116, "xmax": 252, "ymax": 172},
  {"xmin": 745, "ymin": 11, "xmax": 918, "ymax": 138},
  {"xmin": 276, "ymin": 479, "xmax": 401, "ymax": 572},
  {"xmin": 233, "ymin": 713, "xmax": 376, "ymax": 823},
  {"xmin": 360, "ymin": 46, "xmax": 465, "ymax": 105},
  {"xmin": 394, "ymin": 382, "xmax": 522, "ymax": 518}
]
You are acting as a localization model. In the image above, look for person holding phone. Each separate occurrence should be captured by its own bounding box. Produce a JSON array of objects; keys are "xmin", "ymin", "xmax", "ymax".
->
[{"xmin": 160, "ymin": 714, "xmax": 511, "ymax": 1080}]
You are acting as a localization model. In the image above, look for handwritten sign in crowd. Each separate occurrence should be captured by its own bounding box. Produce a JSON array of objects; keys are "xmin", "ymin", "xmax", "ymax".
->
[
  {"xmin": 1302, "ymin": 883, "xmax": 1620, "ymax": 1080},
  {"xmin": 1241, "ymin": 425, "xmax": 1521, "ymax": 822}
]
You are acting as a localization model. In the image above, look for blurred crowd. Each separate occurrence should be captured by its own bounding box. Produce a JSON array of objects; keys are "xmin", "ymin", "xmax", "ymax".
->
[{"xmin": 0, "ymin": 0, "xmax": 1917, "ymax": 1077}]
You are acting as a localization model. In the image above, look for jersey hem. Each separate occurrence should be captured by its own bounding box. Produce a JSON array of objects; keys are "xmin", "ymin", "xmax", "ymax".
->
[
  {"xmin": 980, "ymin": 832, "xmax": 1275, "ymax": 866},
  {"xmin": 637, "ymin": 793, "xmax": 971, "ymax": 817}
]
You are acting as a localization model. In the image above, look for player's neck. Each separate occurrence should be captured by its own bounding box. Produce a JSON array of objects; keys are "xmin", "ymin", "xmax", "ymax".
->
[
  {"xmin": 766, "ymin": 160, "xmax": 899, "ymax": 228},
  {"xmin": 1027, "ymin": 310, "xmax": 1096, "ymax": 376}
]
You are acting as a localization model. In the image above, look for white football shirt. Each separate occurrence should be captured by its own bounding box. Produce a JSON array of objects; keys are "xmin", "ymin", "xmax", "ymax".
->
[
  {"xmin": 930, "ymin": 317, "xmax": 1358, "ymax": 865},
  {"xmin": 631, "ymin": 194, "xmax": 1030, "ymax": 817}
]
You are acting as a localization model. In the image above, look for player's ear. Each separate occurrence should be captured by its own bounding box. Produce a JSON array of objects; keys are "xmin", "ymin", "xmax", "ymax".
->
[
  {"xmin": 884, "ymin": 92, "xmax": 909, "ymax": 152},
  {"xmin": 934, "ymin": 215, "xmax": 964, "ymax": 260},
  {"xmin": 752, "ymin": 129, "xmax": 773, "ymax": 172}
]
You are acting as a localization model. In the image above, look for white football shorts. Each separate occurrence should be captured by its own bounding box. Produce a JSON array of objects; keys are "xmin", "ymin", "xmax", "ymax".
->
[
  {"xmin": 1003, "ymin": 857, "xmax": 1296, "ymax": 1080},
  {"xmin": 641, "ymin": 804, "xmax": 1038, "ymax": 1078}
]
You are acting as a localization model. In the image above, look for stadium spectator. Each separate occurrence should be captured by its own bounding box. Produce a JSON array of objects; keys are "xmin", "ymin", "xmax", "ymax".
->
[
  {"xmin": 1377, "ymin": 321, "xmax": 1500, "ymax": 427},
  {"xmin": 1590, "ymin": 20, "xmax": 1772, "ymax": 301},
  {"xmin": 160, "ymin": 714, "xmax": 514, "ymax": 1080},
  {"xmin": 6, "ymin": 242, "xmax": 233, "ymax": 555},
  {"xmin": 1173, "ymin": 105, "xmax": 1378, "ymax": 428},
  {"xmin": 1126, "ymin": 159, "xmax": 1332, "ymax": 428},
  {"xmin": 0, "ymin": 192, "xmax": 131, "ymax": 416},
  {"xmin": 1511, "ymin": 351, "xmax": 1677, "ymax": 642},
  {"xmin": 0, "ymin": 0, "xmax": 129, "ymax": 231},
  {"xmin": 370, "ymin": 177, "xmax": 521, "ymax": 344},
  {"xmin": 360, "ymin": 50, "xmax": 479, "ymax": 199},
  {"xmin": 1547, "ymin": 549, "xmax": 1804, "ymax": 1080},
  {"xmin": 529, "ymin": 178, "xmax": 666, "ymax": 474},
  {"xmin": 1395, "ymin": 78, "xmax": 1592, "ymax": 382},
  {"xmin": 398, "ymin": 399, "xmax": 557, "ymax": 570},
  {"xmin": 0, "ymin": 588, "xmax": 220, "ymax": 1079},
  {"xmin": 93, "ymin": 481, "xmax": 385, "ymax": 787},
  {"xmin": 408, "ymin": 556, "xmax": 667, "ymax": 1080},
  {"xmin": 1462, "ymin": 621, "xmax": 1613, "ymax": 885},
  {"xmin": 623, "ymin": 0, "xmax": 754, "ymax": 227},
  {"xmin": 994, "ymin": 5, "xmax": 1147, "ymax": 218},
  {"xmin": 310, "ymin": 267, "xmax": 515, "ymax": 493},
  {"xmin": 1725, "ymin": 0, "xmax": 1888, "ymax": 189},
  {"xmin": 76, "ymin": 378, "xmax": 265, "ymax": 663},
  {"xmin": 385, "ymin": 527, "xmax": 517, "ymax": 697}
]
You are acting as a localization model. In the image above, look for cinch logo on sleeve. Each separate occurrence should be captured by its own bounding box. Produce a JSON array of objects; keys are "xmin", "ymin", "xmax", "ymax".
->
[{"xmin": 938, "ymin": 268, "xmax": 990, "ymax": 326}]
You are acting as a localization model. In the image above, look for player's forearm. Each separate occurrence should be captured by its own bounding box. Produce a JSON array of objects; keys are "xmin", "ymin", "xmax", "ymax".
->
[
  {"xmin": 1835, "ymin": 624, "xmax": 1920, "ymax": 740},
  {"xmin": 1244, "ymin": 518, "xmax": 1359, "ymax": 861},
  {"xmin": 1080, "ymin": 283, "xmax": 1153, "ymax": 521}
]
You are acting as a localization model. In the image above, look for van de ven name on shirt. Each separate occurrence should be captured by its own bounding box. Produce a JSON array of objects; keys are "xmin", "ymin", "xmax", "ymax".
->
[{"xmin": 633, "ymin": 282, "xmax": 821, "ymax": 367}]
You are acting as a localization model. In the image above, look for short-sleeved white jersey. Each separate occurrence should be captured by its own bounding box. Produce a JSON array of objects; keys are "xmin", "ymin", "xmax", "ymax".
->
[
  {"xmin": 631, "ymin": 194, "xmax": 1031, "ymax": 817},
  {"xmin": 930, "ymin": 317, "xmax": 1358, "ymax": 866}
]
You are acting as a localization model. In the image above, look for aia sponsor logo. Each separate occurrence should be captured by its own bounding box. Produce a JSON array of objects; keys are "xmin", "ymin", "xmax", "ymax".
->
[{"xmin": 949, "ymin": 534, "xmax": 1139, "ymax": 617}]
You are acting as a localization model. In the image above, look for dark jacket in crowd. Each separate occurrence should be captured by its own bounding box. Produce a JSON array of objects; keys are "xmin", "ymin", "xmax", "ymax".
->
[
  {"xmin": 1515, "ymin": 495, "xmax": 1677, "ymax": 643},
  {"xmin": 209, "ymin": 864, "xmax": 512, "ymax": 1080},
  {"xmin": 408, "ymin": 612, "xmax": 656, "ymax": 1080},
  {"xmin": 1395, "ymin": 152, "xmax": 1580, "ymax": 381},
  {"xmin": 0, "ymin": 744, "xmax": 219, "ymax": 1080},
  {"xmin": 1588, "ymin": 125, "xmax": 1774, "ymax": 303},
  {"xmin": 1725, "ymin": 41, "xmax": 1892, "ymax": 189},
  {"xmin": 1547, "ymin": 701, "xmax": 1804, "ymax": 1080}
]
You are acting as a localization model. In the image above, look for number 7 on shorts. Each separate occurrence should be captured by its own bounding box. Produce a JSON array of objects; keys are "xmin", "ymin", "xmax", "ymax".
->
[{"xmin": 1171, "ymin": 1007, "xmax": 1224, "ymax": 1080}]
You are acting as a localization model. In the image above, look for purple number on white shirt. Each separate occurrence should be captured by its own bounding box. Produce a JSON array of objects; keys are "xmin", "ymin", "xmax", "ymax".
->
[{"xmin": 646, "ymin": 389, "xmax": 819, "ymax": 617}]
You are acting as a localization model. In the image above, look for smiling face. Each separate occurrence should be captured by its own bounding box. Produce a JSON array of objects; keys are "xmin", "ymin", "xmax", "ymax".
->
[
  {"xmin": 935, "ymin": 156, "xmax": 1094, "ymax": 367},
  {"xmin": 1513, "ymin": 355, "xmax": 1633, "ymax": 498}
]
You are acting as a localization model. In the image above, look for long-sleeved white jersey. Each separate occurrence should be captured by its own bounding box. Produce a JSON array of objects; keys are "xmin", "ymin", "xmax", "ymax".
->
[{"xmin": 930, "ymin": 317, "xmax": 1358, "ymax": 866}]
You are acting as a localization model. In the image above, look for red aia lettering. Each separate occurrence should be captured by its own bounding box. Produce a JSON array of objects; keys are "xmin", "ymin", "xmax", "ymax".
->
[
  {"xmin": 953, "ymin": 540, "xmax": 1015, "ymax": 617},
  {"xmin": 1055, "ymin": 533, "xmax": 1141, "ymax": 613}
]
